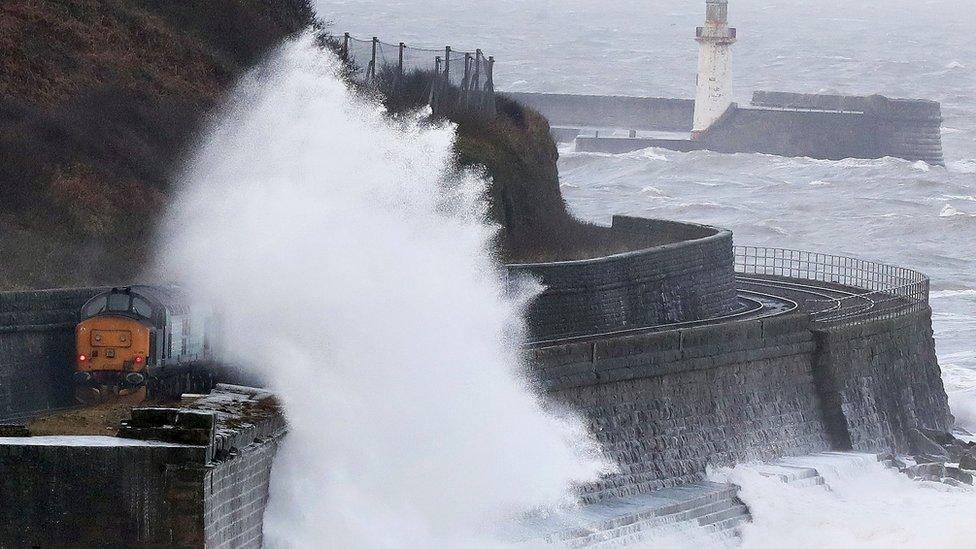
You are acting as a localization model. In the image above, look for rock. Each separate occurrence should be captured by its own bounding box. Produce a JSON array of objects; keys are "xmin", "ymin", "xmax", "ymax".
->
[
  {"xmin": 920, "ymin": 427, "xmax": 956, "ymax": 446},
  {"xmin": 944, "ymin": 466, "xmax": 974, "ymax": 486},
  {"xmin": 913, "ymin": 454, "xmax": 947, "ymax": 464},
  {"xmin": 941, "ymin": 477, "xmax": 968, "ymax": 488},
  {"xmin": 909, "ymin": 428, "xmax": 950, "ymax": 458},
  {"xmin": 959, "ymin": 454, "xmax": 976, "ymax": 471},
  {"xmin": 902, "ymin": 462, "xmax": 946, "ymax": 480}
]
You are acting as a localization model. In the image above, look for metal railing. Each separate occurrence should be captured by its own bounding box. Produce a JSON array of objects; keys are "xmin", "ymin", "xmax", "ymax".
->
[
  {"xmin": 734, "ymin": 246, "xmax": 930, "ymax": 326},
  {"xmin": 340, "ymin": 33, "xmax": 495, "ymax": 120}
]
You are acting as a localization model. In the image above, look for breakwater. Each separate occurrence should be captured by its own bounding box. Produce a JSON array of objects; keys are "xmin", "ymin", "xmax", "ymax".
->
[{"xmin": 506, "ymin": 91, "xmax": 945, "ymax": 165}]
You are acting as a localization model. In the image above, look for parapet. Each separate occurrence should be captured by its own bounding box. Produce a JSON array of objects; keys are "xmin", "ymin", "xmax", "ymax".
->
[{"xmin": 509, "ymin": 216, "xmax": 738, "ymax": 342}]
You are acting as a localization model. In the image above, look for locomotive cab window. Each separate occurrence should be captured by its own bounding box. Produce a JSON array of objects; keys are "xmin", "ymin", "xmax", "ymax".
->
[
  {"xmin": 132, "ymin": 297, "xmax": 153, "ymax": 318},
  {"xmin": 107, "ymin": 293, "xmax": 130, "ymax": 312},
  {"xmin": 81, "ymin": 296, "xmax": 108, "ymax": 318}
]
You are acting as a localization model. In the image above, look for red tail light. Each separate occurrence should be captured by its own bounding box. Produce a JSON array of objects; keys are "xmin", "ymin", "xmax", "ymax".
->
[
  {"xmin": 135, "ymin": 356, "xmax": 144, "ymax": 364},
  {"xmin": 78, "ymin": 354, "xmax": 87, "ymax": 362}
]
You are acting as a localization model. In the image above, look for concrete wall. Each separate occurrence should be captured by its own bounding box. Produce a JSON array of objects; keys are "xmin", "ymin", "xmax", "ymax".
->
[
  {"xmin": 509, "ymin": 90, "xmax": 944, "ymax": 164},
  {"xmin": 0, "ymin": 288, "xmax": 102, "ymax": 420},
  {"xmin": 811, "ymin": 307, "xmax": 953, "ymax": 453},
  {"xmin": 503, "ymin": 92, "xmax": 694, "ymax": 132},
  {"xmin": 699, "ymin": 107, "xmax": 882, "ymax": 160},
  {"xmin": 509, "ymin": 216, "xmax": 738, "ymax": 342},
  {"xmin": 0, "ymin": 385, "xmax": 285, "ymax": 548},
  {"xmin": 726, "ymin": 92, "xmax": 945, "ymax": 165}
]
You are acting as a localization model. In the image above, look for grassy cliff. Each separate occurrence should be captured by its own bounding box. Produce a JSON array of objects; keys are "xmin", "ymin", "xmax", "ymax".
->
[
  {"xmin": 0, "ymin": 0, "xmax": 316, "ymax": 289},
  {"xmin": 0, "ymin": 1, "xmax": 639, "ymax": 290}
]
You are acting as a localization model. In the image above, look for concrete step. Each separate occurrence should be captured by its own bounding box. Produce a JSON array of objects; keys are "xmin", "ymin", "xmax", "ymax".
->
[{"xmin": 698, "ymin": 503, "xmax": 750, "ymax": 527}]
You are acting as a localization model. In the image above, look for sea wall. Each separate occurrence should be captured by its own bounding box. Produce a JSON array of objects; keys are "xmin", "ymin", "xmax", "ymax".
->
[
  {"xmin": 704, "ymin": 93, "xmax": 945, "ymax": 165},
  {"xmin": 504, "ymin": 92, "xmax": 694, "ymax": 132},
  {"xmin": 811, "ymin": 307, "xmax": 954, "ymax": 453},
  {"xmin": 528, "ymin": 313, "xmax": 831, "ymax": 502},
  {"xmin": 0, "ymin": 385, "xmax": 284, "ymax": 548},
  {"xmin": 699, "ymin": 107, "xmax": 880, "ymax": 161},
  {"xmin": 0, "ymin": 288, "xmax": 102, "ymax": 420},
  {"xmin": 507, "ymin": 90, "xmax": 944, "ymax": 164},
  {"xmin": 527, "ymin": 304, "xmax": 953, "ymax": 502},
  {"xmin": 508, "ymin": 216, "xmax": 738, "ymax": 342}
]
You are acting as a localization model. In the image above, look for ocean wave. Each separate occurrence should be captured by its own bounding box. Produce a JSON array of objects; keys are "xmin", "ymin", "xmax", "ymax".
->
[
  {"xmin": 940, "ymin": 205, "xmax": 972, "ymax": 218},
  {"xmin": 947, "ymin": 159, "xmax": 976, "ymax": 174},
  {"xmin": 639, "ymin": 185, "xmax": 667, "ymax": 196},
  {"xmin": 931, "ymin": 289, "xmax": 976, "ymax": 299},
  {"xmin": 945, "ymin": 61, "xmax": 966, "ymax": 69}
]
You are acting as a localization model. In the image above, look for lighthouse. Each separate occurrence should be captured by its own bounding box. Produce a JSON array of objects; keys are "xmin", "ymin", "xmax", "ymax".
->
[{"xmin": 692, "ymin": 0, "xmax": 737, "ymax": 138}]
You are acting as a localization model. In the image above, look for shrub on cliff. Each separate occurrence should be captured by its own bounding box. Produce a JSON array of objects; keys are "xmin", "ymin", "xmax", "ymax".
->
[{"xmin": 0, "ymin": 0, "xmax": 317, "ymax": 289}]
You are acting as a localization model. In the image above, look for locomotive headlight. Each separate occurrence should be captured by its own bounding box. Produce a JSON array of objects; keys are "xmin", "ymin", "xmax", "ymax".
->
[{"xmin": 78, "ymin": 354, "xmax": 87, "ymax": 362}]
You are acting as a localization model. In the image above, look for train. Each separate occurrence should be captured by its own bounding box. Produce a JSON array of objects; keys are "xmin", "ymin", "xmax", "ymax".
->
[{"xmin": 74, "ymin": 286, "xmax": 217, "ymax": 404}]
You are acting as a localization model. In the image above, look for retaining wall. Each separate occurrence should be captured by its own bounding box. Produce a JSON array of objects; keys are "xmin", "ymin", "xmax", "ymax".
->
[
  {"xmin": 0, "ymin": 385, "xmax": 285, "ymax": 548},
  {"xmin": 508, "ymin": 216, "xmax": 738, "ymax": 342},
  {"xmin": 527, "ymin": 304, "xmax": 953, "ymax": 502},
  {"xmin": 528, "ymin": 313, "xmax": 831, "ymax": 502},
  {"xmin": 811, "ymin": 307, "xmax": 953, "ymax": 453},
  {"xmin": 0, "ymin": 288, "xmax": 103, "ymax": 420}
]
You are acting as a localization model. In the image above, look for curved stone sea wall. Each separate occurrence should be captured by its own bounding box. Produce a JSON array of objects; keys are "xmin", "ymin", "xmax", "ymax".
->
[
  {"xmin": 526, "ymin": 305, "xmax": 953, "ymax": 503},
  {"xmin": 508, "ymin": 216, "xmax": 738, "ymax": 342}
]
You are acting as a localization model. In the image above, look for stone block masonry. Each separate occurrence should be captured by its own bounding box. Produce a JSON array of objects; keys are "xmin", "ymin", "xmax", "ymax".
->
[
  {"xmin": 0, "ymin": 385, "xmax": 286, "ymax": 548},
  {"xmin": 527, "ymin": 305, "xmax": 953, "ymax": 503},
  {"xmin": 510, "ymin": 216, "xmax": 739, "ymax": 342},
  {"xmin": 811, "ymin": 307, "xmax": 953, "ymax": 454},
  {"xmin": 529, "ymin": 313, "xmax": 831, "ymax": 503},
  {"xmin": 0, "ymin": 287, "xmax": 103, "ymax": 420}
]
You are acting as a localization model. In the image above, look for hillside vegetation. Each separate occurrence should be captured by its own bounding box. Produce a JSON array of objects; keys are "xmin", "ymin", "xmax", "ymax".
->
[
  {"xmin": 0, "ymin": 0, "xmax": 645, "ymax": 290},
  {"xmin": 0, "ymin": 0, "xmax": 316, "ymax": 289}
]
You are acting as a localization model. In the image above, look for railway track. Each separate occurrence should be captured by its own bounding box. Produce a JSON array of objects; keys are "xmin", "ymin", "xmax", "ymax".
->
[{"xmin": 524, "ymin": 274, "xmax": 879, "ymax": 348}]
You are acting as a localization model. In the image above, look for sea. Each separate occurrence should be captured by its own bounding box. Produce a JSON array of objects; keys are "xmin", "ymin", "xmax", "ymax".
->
[{"xmin": 312, "ymin": 1, "xmax": 976, "ymax": 545}]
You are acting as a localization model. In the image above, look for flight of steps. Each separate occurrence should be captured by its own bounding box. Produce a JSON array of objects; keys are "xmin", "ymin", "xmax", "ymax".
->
[
  {"xmin": 511, "ymin": 482, "xmax": 749, "ymax": 548},
  {"xmin": 510, "ymin": 453, "xmax": 879, "ymax": 547}
]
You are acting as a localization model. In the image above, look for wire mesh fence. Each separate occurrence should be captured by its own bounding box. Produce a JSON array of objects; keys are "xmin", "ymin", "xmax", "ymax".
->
[
  {"xmin": 340, "ymin": 33, "xmax": 495, "ymax": 120},
  {"xmin": 734, "ymin": 246, "xmax": 930, "ymax": 326}
]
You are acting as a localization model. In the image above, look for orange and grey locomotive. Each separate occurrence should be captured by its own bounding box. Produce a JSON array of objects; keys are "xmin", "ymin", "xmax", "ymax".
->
[{"xmin": 74, "ymin": 286, "xmax": 215, "ymax": 403}]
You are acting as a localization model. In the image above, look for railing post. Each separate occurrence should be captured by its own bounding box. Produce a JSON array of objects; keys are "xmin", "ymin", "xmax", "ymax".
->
[
  {"xmin": 343, "ymin": 32, "xmax": 350, "ymax": 62},
  {"xmin": 370, "ymin": 37, "xmax": 378, "ymax": 80}
]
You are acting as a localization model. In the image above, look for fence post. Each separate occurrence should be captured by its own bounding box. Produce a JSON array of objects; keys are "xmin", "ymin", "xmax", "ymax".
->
[
  {"xmin": 397, "ymin": 42, "xmax": 405, "ymax": 92},
  {"xmin": 443, "ymin": 46, "xmax": 451, "ymax": 91},
  {"xmin": 343, "ymin": 32, "xmax": 350, "ymax": 62},
  {"xmin": 461, "ymin": 53, "xmax": 471, "ymax": 108},
  {"xmin": 370, "ymin": 37, "xmax": 378, "ymax": 80},
  {"xmin": 431, "ymin": 56, "xmax": 442, "ymax": 115},
  {"xmin": 473, "ymin": 49, "xmax": 482, "ymax": 90},
  {"xmin": 485, "ymin": 55, "xmax": 496, "ymax": 117}
]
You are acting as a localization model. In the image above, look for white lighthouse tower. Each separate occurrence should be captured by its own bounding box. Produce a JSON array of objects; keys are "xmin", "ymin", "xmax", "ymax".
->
[{"xmin": 692, "ymin": 0, "xmax": 737, "ymax": 138}]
